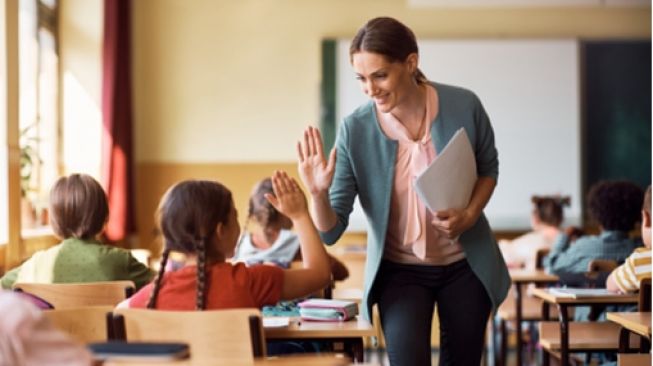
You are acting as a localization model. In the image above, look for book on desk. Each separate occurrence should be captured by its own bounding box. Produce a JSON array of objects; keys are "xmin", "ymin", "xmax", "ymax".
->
[{"xmin": 548, "ymin": 287, "xmax": 616, "ymax": 298}]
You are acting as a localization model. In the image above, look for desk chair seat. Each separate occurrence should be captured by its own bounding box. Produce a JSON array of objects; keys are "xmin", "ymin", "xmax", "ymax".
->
[
  {"xmin": 13, "ymin": 281, "xmax": 135, "ymax": 308},
  {"xmin": 539, "ymin": 321, "xmax": 639, "ymax": 351},
  {"xmin": 113, "ymin": 308, "xmax": 265, "ymax": 364},
  {"xmin": 43, "ymin": 305, "xmax": 115, "ymax": 343}
]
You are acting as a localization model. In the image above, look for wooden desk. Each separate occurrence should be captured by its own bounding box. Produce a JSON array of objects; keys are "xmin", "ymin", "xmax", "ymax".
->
[
  {"xmin": 332, "ymin": 288, "xmax": 364, "ymax": 302},
  {"xmin": 531, "ymin": 288, "xmax": 638, "ymax": 366},
  {"xmin": 103, "ymin": 354, "xmax": 353, "ymax": 366},
  {"xmin": 607, "ymin": 312, "xmax": 651, "ymax": 353},
  {"xmin": 504, "ymin": 270, "xmax": 559, "ymax": 366},
  {"xmin": 618, "ymin": 353, "xmax": 651, "ymax": 366},
  {"xmin": 265, "ymin": 317, "xmax": 375, "ymax": 363}
]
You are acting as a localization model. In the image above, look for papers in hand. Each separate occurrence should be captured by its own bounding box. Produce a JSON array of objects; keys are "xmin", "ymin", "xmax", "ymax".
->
[
  {"xmin": 414, "ymin": 128, "xmax": 477, "ymax": 213},
  {"xmin": 548, "ymin": 287, "xmax": 615, "ymax": 298}
]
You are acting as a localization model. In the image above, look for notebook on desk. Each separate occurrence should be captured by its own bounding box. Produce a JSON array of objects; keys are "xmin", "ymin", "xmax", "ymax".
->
[
  {"xmin": 549, "ymin": 287, "xmax": 615, "ymax": 298},
  {"xmin": 298, "ymin": 299, "xmax": 359, "ymax": 321}
]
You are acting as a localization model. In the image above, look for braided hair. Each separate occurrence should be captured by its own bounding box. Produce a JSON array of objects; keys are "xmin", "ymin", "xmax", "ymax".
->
[{"xmin": 148, "ymin": 180, "xmax": 233, "ymax": 310}]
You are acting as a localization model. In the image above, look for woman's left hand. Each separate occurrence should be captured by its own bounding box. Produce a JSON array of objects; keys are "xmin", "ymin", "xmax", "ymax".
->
[{"xmin": 431, "ymin": 208, "xmax": 475, "ymax": 239}]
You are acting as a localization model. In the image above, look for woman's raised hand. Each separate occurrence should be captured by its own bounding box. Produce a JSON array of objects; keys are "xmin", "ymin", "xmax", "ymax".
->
[
  {"xmin": 265, "ymin": 170, "xmax": 308, "ymax": 221},
  {"xmin": 297, "ymin": 126, "xmax": 336, "ymax": 196}
]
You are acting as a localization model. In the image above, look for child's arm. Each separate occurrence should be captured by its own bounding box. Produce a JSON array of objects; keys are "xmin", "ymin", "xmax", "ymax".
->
[{"xmin": 265, "ymin": 170, "xmax": 331, "ymax": 300}]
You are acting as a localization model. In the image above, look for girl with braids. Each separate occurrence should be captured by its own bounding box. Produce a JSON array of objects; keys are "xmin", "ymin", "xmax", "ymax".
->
[
  {"xmin": 233, "ymin": 177, "xmax": 349, "ymax": 281},
  {"xmin": 120, "ymin": 171, "xmax": 331, "ymax": 310},
  {"xmin": 499, "ymin": 195, "xmax": 570, "ymax": 270}
]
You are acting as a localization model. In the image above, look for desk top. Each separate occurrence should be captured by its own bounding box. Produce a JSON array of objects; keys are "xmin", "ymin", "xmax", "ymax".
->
[
  {"xmin": 617, "ymin": 353, "xmax": 651, "ymax": 366},
  {"xmin": 606, "ymin": 312, "xmax": 652, "ymax": 338},
  {"xmin": 531, "ymin": 288, "xmax": 639, "ymax": 305},
  {"xmin": 103, "ymin": 354, "xmax": 354, "ymax": 366},
  {"xmin": 509, "ymin": 270, "xmax": 559, "ymax": 284},
  {"xmin": 332, "ymin": 288, "xmax": 364, "ymax": 302},
  {"xmin": 264, "ymin": 316, "xmax": 375, "ymax": 339}
]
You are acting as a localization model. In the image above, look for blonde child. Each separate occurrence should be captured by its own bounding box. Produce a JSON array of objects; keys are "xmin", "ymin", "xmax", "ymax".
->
[
  {"xmin": 121, "ymin": 171, "xmax": 331, "ymax": 309},
  {"xmin": 1, "ymin": 173, "xmax": 153, "ymax": 290}
]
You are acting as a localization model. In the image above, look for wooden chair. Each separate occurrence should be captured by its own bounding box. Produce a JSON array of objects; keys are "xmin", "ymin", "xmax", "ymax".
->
[
  {"xmin": 43, "ymin": 305, "xmax": 115, "ymax": 343},
  {"xmin": 535, "ymin": 248, "xmax": 551, "ymax": 271},
  {"xmin": 13, "ymin": 281, "xmax": 135, "ymax": 308},
  {"xmin": 493, "ymin": 247, "xmax": 557, "ymax": 366},
  {"xmin": 112, "ymin": 308, "xmax": 266, "ymax": 364},
  {"xmin": 618, "ymin": 278, "xmax": 652, "ymax": 354}
]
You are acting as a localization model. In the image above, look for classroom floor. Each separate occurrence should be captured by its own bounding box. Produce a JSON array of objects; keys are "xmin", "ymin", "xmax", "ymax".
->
[{"xmin": 363, "ymin": 347, "xmax": 533, "ymax": 366}]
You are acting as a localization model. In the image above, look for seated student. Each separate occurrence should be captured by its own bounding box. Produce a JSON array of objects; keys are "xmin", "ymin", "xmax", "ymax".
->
[
  {"xmin": 233, "ymin": 177, "xmax": 349, "ymax": 281},
  {"xmin": 607, "ymin": 185, "xmax": 652, "ymax": 293},
  {"xmin": 499, "ymin": 195, "xmax": 570, "ymax": 270},
  {"xmin": 1, "ymin": 174, "xmax": 153, "ymax": 290},
  {"xmin": 120, "ymin": 171, "xmax": 331, "ymax": 309},
  {"xmin": 0, "ymin": 290, "xmax": 93, "ymax": 366},
  {"xmin": 544, "ymin": 180, "xmax": 644, "ymax": 276}
]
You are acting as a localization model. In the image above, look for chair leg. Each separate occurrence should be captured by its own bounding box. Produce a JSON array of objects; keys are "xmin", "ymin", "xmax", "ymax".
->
[
  {"xmin": 112, "ymin": 314, "xmax": 127, "ymax": 340},
  {"xmin": 499, "ymin": 319, "xmax": 507, "ymax": 366}
]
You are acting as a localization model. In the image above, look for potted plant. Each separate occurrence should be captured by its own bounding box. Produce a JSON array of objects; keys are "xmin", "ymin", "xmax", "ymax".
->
[{"xmin": 19, "ymin": 124, "xmax": 41, "ymax": 227}]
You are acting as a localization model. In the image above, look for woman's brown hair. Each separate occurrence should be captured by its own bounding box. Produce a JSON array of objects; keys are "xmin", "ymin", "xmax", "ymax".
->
[
  {"xmin": 49, "ymin": 173, "xmax": 109, "ymax": 240},
  {"xmin": 147, "ymin": 180, "xmax": 233, "ymax": 310},
  {"xmin": 350, "ymin": 17, "xmax": 428, "ymax": 84}
]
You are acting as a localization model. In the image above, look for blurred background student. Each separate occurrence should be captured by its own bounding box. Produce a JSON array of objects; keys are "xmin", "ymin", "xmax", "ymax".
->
[
  {"xmin": 607, "ymin": 185, "xmax": 651, "ymax": 294},
  {"xmin": 233, "ymin": 177, "xmax": 349, "ymax": 282},
  {"xmin": 1, "ymin": 174, "xmax": 153, "ymax": 290},
  {"xmin": 499, "ymin": 195, "xmax": 570, "ymax": 270},
  {"xmin": 545, "ymin": 180, "xmax": 644, "ymax": 277}
]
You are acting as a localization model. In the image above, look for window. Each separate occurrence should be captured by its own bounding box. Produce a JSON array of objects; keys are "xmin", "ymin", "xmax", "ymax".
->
[{"xmin": 18, "ymin": 0, "xmax": 59, "ymax": 234}]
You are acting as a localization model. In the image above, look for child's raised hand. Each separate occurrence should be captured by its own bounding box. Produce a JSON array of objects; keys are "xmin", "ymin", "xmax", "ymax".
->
[{"xmin": 265, "ymin": 170, "xmax": 308, "ymax": 220}]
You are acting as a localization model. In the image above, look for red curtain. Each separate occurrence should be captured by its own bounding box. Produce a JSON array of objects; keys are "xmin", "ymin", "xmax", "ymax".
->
[{"xmin": 101, "ymin": 0, "xmax": 134, "ymax": 243}]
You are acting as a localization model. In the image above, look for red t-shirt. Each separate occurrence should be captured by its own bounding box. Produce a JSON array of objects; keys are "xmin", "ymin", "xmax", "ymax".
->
[{"xmin": 128, "ymin": 262, "xmax": 283, "ymax": 310}]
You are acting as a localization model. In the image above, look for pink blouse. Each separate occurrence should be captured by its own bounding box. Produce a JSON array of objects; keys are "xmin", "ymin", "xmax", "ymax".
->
[{"xmin": 377, "ymin": 85, "xmax": 466, "ymax": 265}]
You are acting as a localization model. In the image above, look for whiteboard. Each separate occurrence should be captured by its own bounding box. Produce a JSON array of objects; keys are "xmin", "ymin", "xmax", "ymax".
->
[{"xmin": 335, "ymin": 39, "xmax": 581, "ymax": 231}]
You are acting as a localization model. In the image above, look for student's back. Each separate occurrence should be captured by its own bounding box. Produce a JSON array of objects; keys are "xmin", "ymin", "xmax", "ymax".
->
[
  {"xmin": 545, "ymin": 181, "xmax": 644, "ymax": 275},
  {"xmin": 0, "ymin": 174, "xmax": 153, "ymax": 290},
  {"xmin": 121, "ymin": 171, "xmax": 331, "ymax": 310}
]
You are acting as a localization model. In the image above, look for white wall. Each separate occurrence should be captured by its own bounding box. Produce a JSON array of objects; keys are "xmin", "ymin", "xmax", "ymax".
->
[{"xmin": 337, "ymin": 39, "xmax": 581, "ymax": 230}]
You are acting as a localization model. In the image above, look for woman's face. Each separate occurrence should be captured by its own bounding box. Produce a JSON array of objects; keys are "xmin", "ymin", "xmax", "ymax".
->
[{"xmin": 351, "ymin": 51, "xmax": 416, "ymax": 114}]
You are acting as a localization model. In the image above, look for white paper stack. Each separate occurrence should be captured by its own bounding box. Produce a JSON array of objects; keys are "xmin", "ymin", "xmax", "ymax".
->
[{"xmin": 413, "ymin": 128, "xmax": 477, "ymax": 212}]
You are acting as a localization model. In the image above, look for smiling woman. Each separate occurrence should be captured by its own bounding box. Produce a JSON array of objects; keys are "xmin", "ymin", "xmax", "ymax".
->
[{"xmin": 297, "ymin": 17, "xmax": 510, "ymax": 366}]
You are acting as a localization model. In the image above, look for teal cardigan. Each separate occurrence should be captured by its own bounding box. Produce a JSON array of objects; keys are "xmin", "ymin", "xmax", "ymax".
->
[{"xmin": 320, "ymin": 82, "xmax": 511, "ymax": 320}]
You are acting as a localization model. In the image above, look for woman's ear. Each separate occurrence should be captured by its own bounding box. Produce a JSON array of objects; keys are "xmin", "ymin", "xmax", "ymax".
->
[{"xmin": 405, "ymin": 53, "xmax": 419, "ymax": 74}]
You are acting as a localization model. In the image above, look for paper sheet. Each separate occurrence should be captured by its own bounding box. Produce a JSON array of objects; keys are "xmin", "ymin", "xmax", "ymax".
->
[{"xmin": 414, "ymin": 128, "xmax": 477, "ymax": 212}]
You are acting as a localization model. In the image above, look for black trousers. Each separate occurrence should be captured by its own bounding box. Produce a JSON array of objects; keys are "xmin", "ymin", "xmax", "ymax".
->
[{"xmin": 374, "ymin": 259, "xmax": 491, "ymax": 366}]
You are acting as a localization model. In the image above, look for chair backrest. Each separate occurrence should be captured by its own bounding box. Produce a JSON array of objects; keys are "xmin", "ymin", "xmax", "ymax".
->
[
  {"xmin": 13, "ymin": 281, "xmax": 135, "ymax": 308},
  {"xmin": 43, "ymin": 305, "xmax": 115, "ymax": 343},
  {"xmin": 639, "ymin": 278, "xmax": 651, "ymax": 311},
  {"xmin": 587, "ymin": 259, "xmax": 619, "ymax": 273},
  {"xmin": 584, "ymin": 259, "xmax": 618, "ymax": 287},
  {"xmin": 535, "ymin": 248, "xmax": 551, "ymax": 270},
  {"xmin": 113, "ymin": 308, "xmax": 265, "ymax": 363}
]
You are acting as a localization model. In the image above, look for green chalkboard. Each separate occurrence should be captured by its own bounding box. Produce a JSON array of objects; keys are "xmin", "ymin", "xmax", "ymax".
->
[{"xmin": 582, "ymin": 40, "xmax": 651, "ymax": 195}]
